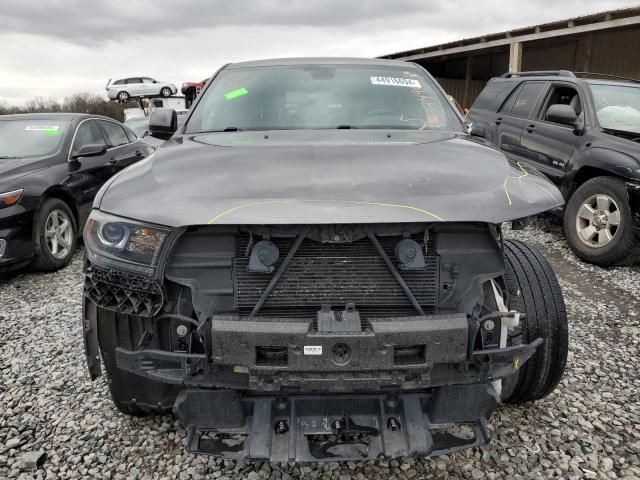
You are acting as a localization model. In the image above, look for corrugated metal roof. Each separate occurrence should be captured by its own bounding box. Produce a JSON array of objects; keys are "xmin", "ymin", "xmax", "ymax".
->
[{"xmin": 382, "ymin": 6, "xmax": 640, "ymax": 60}]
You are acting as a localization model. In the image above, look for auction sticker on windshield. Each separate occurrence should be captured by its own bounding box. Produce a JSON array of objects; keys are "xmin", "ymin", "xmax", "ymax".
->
[
  {"xmin": 370, "ymin": 76, "xmax": 421, "ymax": 88},
  {"xmin": 24, "ymin": 125, "xmax": 59, "ymax": 132}
]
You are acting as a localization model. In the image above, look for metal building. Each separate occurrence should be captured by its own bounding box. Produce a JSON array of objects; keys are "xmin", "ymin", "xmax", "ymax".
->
[{"xmin": 381, "ymin": 7, "xmax": 640, "ymax": 109}]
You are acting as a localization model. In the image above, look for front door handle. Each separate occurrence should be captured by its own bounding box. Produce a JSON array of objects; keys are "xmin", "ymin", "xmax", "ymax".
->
[
  {"xmin": 495, "ymin": 117, "xmax": 503, "ymax": 125},
  {"xmin": 525, "ymin": 124, "xmax": 536, "ymax": 133},
  {"xmin": 135, "ymin": 150, "xmax": 143, "ymax": 157}
]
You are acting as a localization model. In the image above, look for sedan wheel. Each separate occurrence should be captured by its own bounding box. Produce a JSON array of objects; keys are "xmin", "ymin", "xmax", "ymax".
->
[
  {"xmin": 45, "ymin": 209, "xmax": 73, "ymax": 259},
  {"xmin": 575, "ymin": 194, "xmax": 620, "ymax": 248},
  {"xmin": 32, "ymin": 198, "xmax": 77, "ymax": 272},
  {"xmin": 161, "ymin": 87, "xmax": 172, "ymax": 97}
]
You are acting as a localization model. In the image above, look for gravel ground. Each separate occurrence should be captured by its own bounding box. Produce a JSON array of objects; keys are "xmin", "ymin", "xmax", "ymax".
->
[{"xmin": 1, "ymin": 219, "xmax": 639, "ymax": 480}]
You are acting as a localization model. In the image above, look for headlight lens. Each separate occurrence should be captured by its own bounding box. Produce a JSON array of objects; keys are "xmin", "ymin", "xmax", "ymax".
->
[
  {"xmin": 0, "ymin": 189, "xmax": 24, "ymax": 208},
  {"xmin": 84, "ymin": 210, "xmax": 170, "ymax": 267}
]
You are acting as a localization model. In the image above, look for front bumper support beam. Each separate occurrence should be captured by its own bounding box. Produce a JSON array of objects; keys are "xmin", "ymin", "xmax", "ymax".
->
[{"xmin": 114, "ymin": 338, "xmax": 542, "ymax": 390}]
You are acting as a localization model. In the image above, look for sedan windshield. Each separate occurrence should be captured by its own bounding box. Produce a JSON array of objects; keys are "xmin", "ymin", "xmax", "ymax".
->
[
  {"xmin": 590, "ymin": 83, "xmax": 640, "ymax": 135},
  {"xmin": 186, "ymin": 65, "xmax": 463, "ymax": 133},
  {"xmin": 0, "ymin": 119, "xmax": 70, "ymax": 158}
]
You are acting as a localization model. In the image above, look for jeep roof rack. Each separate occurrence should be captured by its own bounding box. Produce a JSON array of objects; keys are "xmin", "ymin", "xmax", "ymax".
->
[
  {"xmin": 500, "ymin": 70, "xmax": 576, "ymax": 79},
  {"xmin": 573, "ymin": 72, "xmax": 640, "ymax": 84}
]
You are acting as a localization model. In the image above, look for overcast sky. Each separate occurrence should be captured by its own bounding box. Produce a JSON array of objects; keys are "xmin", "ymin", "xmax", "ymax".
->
[{"xmin": 0, "ymin": 0, "xmax": 637, "ymax": 105}]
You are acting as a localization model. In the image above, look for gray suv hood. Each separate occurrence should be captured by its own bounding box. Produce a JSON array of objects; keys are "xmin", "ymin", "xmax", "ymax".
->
[{"xmin": 98, "ymin": 130, "xmax": 563, "ymax": 227}]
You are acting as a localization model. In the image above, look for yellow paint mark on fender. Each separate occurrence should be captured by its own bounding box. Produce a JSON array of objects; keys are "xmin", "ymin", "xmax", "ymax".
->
[
  {"xmin": 207, "ymin": 199, "xmax": 444, "ymax": 224},
  {"xmin": 503, "ymin": 162, "xmax": 529, "ymax": 206}
]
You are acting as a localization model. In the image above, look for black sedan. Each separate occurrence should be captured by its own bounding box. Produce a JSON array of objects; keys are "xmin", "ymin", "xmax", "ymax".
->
[{"xmin": 0, "ymin": 113, "xmax": 153, "ymax": 272}]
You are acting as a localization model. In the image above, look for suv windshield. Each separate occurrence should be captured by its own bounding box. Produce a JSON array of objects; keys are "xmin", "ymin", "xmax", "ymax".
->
[
  {"xmin": 186, "ymin": 64, "xmax": 462, "ymax": 133},
  {"xmin": 0, "ymin": 119, "xmax": 70, "ymax": 159},
  {"xmin": 590, "ymin": 83, "xmax": 640, "ymax": 135}
]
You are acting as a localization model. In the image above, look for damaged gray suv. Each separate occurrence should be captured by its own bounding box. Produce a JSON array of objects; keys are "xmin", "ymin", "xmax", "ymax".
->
[{"xmin": 82, "ymin": 58, "xmax": 568, "ymax": 462}]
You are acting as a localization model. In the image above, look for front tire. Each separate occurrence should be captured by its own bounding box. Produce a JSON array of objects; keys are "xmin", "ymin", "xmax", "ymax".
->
[
  {"xmin": 161, "ymin": 87, "xmax": 172, "ymax": 97},
  {"xmin": 117, "ymin": 91, "xmax": 130, "ymax": 102},
  {"xmin": 564, "ymin": 176, "xmax": 640, "ymax": 266},
  {"xmin": 32, "ymin": 198, "xmax": 77, "ymax": 272},
  {"xmin": 500, "ymin": 240, "xmax": 568, "ymax": 404}
]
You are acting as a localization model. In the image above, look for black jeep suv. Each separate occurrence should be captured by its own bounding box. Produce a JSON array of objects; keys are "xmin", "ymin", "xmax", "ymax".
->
[
  {"xmin": 83, "ymin": 58, "xmax": 568, "ymax": 462},
  {"xmin": 468, "ymin": 70, "xmax": 640, "ymax": 266}
]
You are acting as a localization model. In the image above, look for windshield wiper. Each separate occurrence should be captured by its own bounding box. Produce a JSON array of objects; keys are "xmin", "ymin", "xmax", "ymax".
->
[
  {"xmin": 195, "ymin": 127, "xmax": 242, "ymax": 133},
  {"xmin": 602, "ymin": 127, "xmax": 640, "ymax": 141}
]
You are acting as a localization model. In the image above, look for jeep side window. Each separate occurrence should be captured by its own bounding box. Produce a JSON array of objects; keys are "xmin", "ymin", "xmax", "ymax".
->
[
  {"xmin": 506, "ymin": 82, "xmax": 546, "ymax": 118},
  {"xmin": 498, "ymin": 84, "xmax": 523, "ymax": 114},
  {"xmin": 540, "ymin": 85, "xmax": 582, "ymax": 123},
  {"xmin": 472, "ymin": 81, "xmax": 516, "ymax": 111}
]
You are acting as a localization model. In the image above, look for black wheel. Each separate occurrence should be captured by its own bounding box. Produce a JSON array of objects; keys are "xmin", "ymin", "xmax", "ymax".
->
[
  {"xmin": 117, "ymin": 91, "xmax": 130, "ymax": 102},
  {"xmin": 500, "ymin": 240, "xmax": 568, "ymax": 404},
  {"xmin": 32, "ymin": 198, "xmax": 77, "ymax": 272},
  {"xmin": 564, "ymin": 176, "xmax": 640, "ymax": 266},
  {"xmin": 95, "ymin": 305, "xmax": 180, "ymax": 416},
  {"xmin": 161, "ymin": 87, "xmax": 172, "ymax": 97}
]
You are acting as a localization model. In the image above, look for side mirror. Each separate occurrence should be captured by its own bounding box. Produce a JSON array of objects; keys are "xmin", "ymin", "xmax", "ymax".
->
[
  {"xmin": 149, "ymin": 108, "xmax": 177, "ymax": 140},
  {"xmin": 546, "ymin": 104, "xmax": 577, "ymax": 126},
  {"xmin": 71, "ymin": 143, "xmax": 107, "ymax": 159}
]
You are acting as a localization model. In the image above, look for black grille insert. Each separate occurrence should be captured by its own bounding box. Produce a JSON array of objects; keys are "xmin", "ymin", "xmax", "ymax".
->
[{"xmin": 84, "ymin": 264, "xmax": 163, "ymax": 317}]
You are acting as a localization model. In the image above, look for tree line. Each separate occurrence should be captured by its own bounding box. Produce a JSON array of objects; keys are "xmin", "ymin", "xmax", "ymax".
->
[{"xmin": 0, "ymin": 93, "xmax": 137, "ymax": 122}]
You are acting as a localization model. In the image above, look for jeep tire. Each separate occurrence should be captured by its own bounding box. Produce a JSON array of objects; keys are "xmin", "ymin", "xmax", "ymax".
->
[{"xmin": 564, "ymin": 176, "xmax": 640, "ymax": 266}]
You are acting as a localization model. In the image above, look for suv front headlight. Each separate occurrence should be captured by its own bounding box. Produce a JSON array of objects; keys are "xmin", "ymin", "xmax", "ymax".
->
[{"xmin": 84, "ymin": 210, "xmax": 171, "ymax": 271}]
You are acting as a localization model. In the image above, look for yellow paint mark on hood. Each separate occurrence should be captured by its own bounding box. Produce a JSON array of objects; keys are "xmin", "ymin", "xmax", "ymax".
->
[
  {"xmin": 503, "ymin": 162, "xmax": 529, "ymax": 206},
  {"xmin": 207, "ymin": 199, "xmax": 444, "ymax": 224}
]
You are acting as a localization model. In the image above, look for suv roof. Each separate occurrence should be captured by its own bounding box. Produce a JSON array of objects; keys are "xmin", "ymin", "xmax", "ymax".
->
[{"xmin": 497, "ymin": 70, "xmax": 640, "ymax": 85}]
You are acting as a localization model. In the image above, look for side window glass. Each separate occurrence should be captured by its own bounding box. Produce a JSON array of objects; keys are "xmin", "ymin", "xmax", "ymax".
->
[
  {"xmin": 498, "ymin": 84, "xmax": 522, "ymax": 114},
  {"xmin": 127, "ymin": 78, "xmax": 142, "ymax": 84},
  {"xmin": 71, "ymin": 120, "xmax": 105, "ymax": 155},
  {"xmin": 142, "ymin": 78, "xmax": 155, "ymax": 84},
  {"xmin": 123, "ymin": 126, "xmax": 138, "ymax": 142},
  {"xmin": 509, "ymin": 82, "xmax": 547, "ymax": 118},
  {"xmin": 100, "ymin": 121, "xmax": 130, "ymax": 148},
  {"xmin": 473, "ymin": 81, "xmax": 517, "ymax": 111},
  {"xmin": 541, "ymin": 85, "xmax": 582, "ymax": 122}
]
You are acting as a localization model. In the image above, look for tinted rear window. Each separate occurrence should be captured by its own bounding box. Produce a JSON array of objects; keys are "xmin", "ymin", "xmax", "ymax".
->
[{"xmin": 471, "ymin": 81, "xmax": 517, "ymax": 110}]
